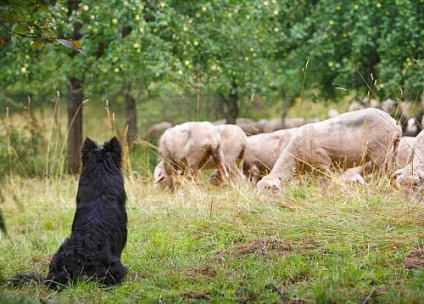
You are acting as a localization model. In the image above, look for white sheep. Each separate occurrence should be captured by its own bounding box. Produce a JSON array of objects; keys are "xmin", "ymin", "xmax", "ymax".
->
[
  {"xmin": 203, "ymin": 124, "xmax": 248, "ymax": 184},
  {"xmin": 257, "ymin": 108, "xmax": 402, "ymax": 194},
  {"xmin": 154, "ymin": 121, "xmax": 228, "ymax": 190},
  {"xmin": 144, "ymin": 121, "xmax": 173, "ymax": 140},
  {"xmin": 243, "ymin": 128, "xmax": 298, "ymax": 185},
  {"xmin": 393, "ymin": 131, "xmax": 424, "ymax": 202},
  {"xmin": 396, "ymin": 136, "xmax": 416, "ymax": 167},
  {"xmin": 341, "ymin": 136, "xmax": 416, "ymax": 184}
]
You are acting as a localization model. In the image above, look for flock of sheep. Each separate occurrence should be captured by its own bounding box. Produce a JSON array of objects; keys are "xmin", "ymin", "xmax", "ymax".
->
[{"xmin": 150, "ymin": 102, "xmax": 424, "ymax": 202}]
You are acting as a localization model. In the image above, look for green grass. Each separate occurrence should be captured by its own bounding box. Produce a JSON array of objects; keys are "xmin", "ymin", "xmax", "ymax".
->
[
  {"xmin": 1, "ymin": 174, "xmax": 424, "ymax": 303},
  {"xmin": 1, "ymin": 101, "xmax": 424, "ymax": 303}
]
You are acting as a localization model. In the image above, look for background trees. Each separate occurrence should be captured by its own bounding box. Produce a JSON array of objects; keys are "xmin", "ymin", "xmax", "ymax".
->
[{"xmin": 1, "ymin": 0, "xmax": 423, "ymax": 173}]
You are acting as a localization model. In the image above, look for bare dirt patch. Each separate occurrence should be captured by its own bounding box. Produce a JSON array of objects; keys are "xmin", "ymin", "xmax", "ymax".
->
[
  {"xmin": 404, "ymin": 247, "xmax": 424, "ymax": 268},
  {"xmin": 214, "ymin": 238, "xmax": 293, "ymax": 260},
  {"xmin": 182, "ymin": 266, "xmax": 217, "ymax": 280},
  {"xmin": 182, "ymin": 291, "xmax": 211, "ymax": 301}
]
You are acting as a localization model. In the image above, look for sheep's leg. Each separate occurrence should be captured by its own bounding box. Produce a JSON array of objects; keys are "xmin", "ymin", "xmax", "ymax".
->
[
  {"xmin": 192, "ymin": 168, "xmax": 201, "ymax": 184},
  {"xmin": 185, "ymin": 156, "xmax": 202, "ymax": 185},
  {"xmin": 213, "ymin": 155, "xmax": 229, "ymax": 184},
  {"xmin": 227, "ymin": 155, "xmax": 245, "ymax": 182},
  {"xmin": 207, "ymin": 145, "xmax": 228, "ymax": 184},
  {"xmin": 249, "ymin": 165, "xmax": 261, "ymax": 185},
  {"xmin": 160, "ymin": 158, "xmax": 177, "ymax": 191},
  {"xmin": 217, "ymin": 160, "xmax": 229, "ymax": 183},
  {"xmin": 369, "ymin": 136, "xmax": 401, "ymax": 177}
]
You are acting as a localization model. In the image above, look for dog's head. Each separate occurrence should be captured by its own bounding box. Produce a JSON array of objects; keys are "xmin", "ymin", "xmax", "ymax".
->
[{"xmin": 81, "ymin": 136, "xmax": 122, "ymax": 171}]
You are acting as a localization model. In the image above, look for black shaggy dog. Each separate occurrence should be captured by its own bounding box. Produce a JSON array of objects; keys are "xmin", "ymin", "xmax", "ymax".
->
[{"xmin": 9, "ymin": 136, "xmax": 128, "ymax": 289}]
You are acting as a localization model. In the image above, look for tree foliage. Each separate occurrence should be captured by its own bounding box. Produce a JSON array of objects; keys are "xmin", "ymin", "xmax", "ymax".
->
[
  {"xmin": 1, "ymin": 0, "xmax": 423, "ymax": 120},
  {"xmin": 0, "ymin": 0, "xmax": 85, "ymax": 53},
  {"xmin": 281, "ymin": 0, "xmax": 424, "ymax": 100}
]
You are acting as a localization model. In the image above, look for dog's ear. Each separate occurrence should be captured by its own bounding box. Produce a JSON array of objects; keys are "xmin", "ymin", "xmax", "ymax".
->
[
  {"xmin": 81, "ymin": 137, "xmax": 98, "ymax": 165},
  {"xmin": 104, "ymin": 136, "xmax": 122, "ymax": 168},
  {"xmin": 104, "ymin": 136, "xmax": 122, "ymax": 155},
  {"xmin": 82, "ymin": 137, "xmax": 98, "ymax": 151}
]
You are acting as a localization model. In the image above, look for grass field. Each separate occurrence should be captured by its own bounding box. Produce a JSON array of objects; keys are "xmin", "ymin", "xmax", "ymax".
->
[
  {"xmin": 1, "ymin": 172, "xmax": 424, "ymax": 303},
  {"xmin": 1, "ymin": 101, "xmax": 424, "ymax": 303}
]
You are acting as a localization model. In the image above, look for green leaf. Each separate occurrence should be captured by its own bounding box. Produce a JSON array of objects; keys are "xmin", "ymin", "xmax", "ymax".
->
[
  {"xmin": 13, "ymin": 23, "xmax": 31, "ymax": 35},
  {"xmin": 41, "ymin": 28, "xmax": 54, "ymax": 37},
  {"xmin": 37, "ymin": 0, "xmax": 50, "ymax": 13},
  {"xmin": 31, "ymin": 38, "xmax": 45, "ymax": 49}
]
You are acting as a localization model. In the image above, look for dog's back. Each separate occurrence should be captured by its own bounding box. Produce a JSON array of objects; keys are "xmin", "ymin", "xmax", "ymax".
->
[{"xmin": 9, "ymin": 137, "xmax": 128, "ymax": 290}]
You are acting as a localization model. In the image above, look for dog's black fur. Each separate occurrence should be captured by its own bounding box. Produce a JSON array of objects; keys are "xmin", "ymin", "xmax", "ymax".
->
[
  {"xmin": 9, "ymin": 137, "xmax": 128, "ymax": 289},
  {"xmin": 0, "ymin": 209, "xmax": 7, "ymax": 235}
]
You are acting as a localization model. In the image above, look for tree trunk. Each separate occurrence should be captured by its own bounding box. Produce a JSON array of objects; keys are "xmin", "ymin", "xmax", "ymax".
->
[
  {"xmin": 124, "ymin": 83, "xmax": 137, "ymax": 147},
  {"xmin": 281, "ymin": 98, "xmax": 289, "ymax": 129},
  {"xmin": 66, "ymin": 76, "xmax": 84, "ymax": 173},
  {"xmin": 66, "ymin": 0, "xmax": 83, "ymax": 174},
  {"xmin": 226, "ymin": 81, "xmax": 238, "ymax": 125}
]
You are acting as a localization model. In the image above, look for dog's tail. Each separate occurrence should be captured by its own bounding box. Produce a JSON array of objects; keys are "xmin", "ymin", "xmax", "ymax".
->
[{"xmin": 8, "ymin": 273, "xmax": 44, "ymax": 289}]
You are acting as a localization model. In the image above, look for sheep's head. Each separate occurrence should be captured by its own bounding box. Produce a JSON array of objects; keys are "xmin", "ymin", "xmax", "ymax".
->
[
  {"xmin": 256, "ymin": 176, "xmax": 282, "ymax": 196},
  {"xmin": 340, "ymin": 169, "xmax": 366, "ymax": 185},
  {"xmin": 393, "ymin": 167, "xmax": 424, "ymax": 202},
  {"xmin": 153, "ymin": 161, "xmax": 165, "ymax": 185},
  {"xmin": 393, "ymin": 167, "xmax": 424, "ymax": 186},
  {"xmin": 153, "ymin": 160, "xmax": 173, "ymax": 189}
]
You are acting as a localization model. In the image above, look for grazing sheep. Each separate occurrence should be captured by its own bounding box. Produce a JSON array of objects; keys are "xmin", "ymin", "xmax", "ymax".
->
[
  {"xmin": 381, "ymin": 98, "xmax": 396, "ymax": 114},
  {"xmin": 243, "ymin": 128, "xmax": 298, "ymax": 184},
  {"xmin": 395, "ymin": 101, "xmax": 410, "ymax": 135},
  {"xmin": 327, "ymin": 109, "xmax": 340, "ymax": 119},
  {"xmin": 341, "ymin": 136, "xmax": 416, "ymax": 184},
  {"xmin": 257, "ymin": 108, "xmax": 402, "ymax": 194},
  {"xmin": 396, "ymin": 136, "xmax": 416, "ymax": 167},
  {"xmin": 261, "ymin": 119, "xmax": 285, "ymax": 133},
  {"xmin": 144, "ymin": 121, "xmax": 173, "ymax": 140},
  {"xmin": 154, "ymin": 121, "xmax": 228, "ymax": 190},
  {"xmin": 393, "ymin": 131, "xmax": 424, "ymax": 202},
  {"xmin": 284, "ymin": 117, "xmax": 319, "ymax": 129},
  {"xmin": 203, "ymin": 124, "xmax": 248, "ymax": 183},
  {"xmin": 348, "ymin": 100, "xmax": 365, "ymax": 112},
  {"xmin": 405, "ymin": 117, "xmax": 418, "ymax": 136},
  {"xmin": 236, "ymin": 118, "xmax": 263, "ymax": 135},
  {"xmin": 339, "ymin": 166, "xmax": 367, "ymax": 185},
  {"xmin": 153, "ymin": 159, "xmax": 178, "ymax": 189},
  {"xmin": 348, "ymin": 98, "xmax": 381, "ymax": 113},
  {"xmin": 364, "ymin": 98, "xmax": 380, "ymax": 109}
]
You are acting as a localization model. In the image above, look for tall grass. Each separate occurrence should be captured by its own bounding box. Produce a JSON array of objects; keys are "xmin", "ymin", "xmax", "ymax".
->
[
  {"xmin": 2, "ymin": 174, "xmax": 424, "ymax": 303},
  {"xmin": 0, "ymin": 97, "xmax": 157, "ymax": 180},
  {"xmin": 1, "ymin": 102, "xmax": 424, "ymax": 303}
]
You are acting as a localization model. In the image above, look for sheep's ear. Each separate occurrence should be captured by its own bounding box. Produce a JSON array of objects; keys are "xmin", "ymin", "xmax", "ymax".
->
[
  {"xmin": 81, "ymin": 137, "xmax": 98, "ymax": 165},
  {"xmin": 104, "ymin": 136, "xmax": 122, "ymax": 168}
]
